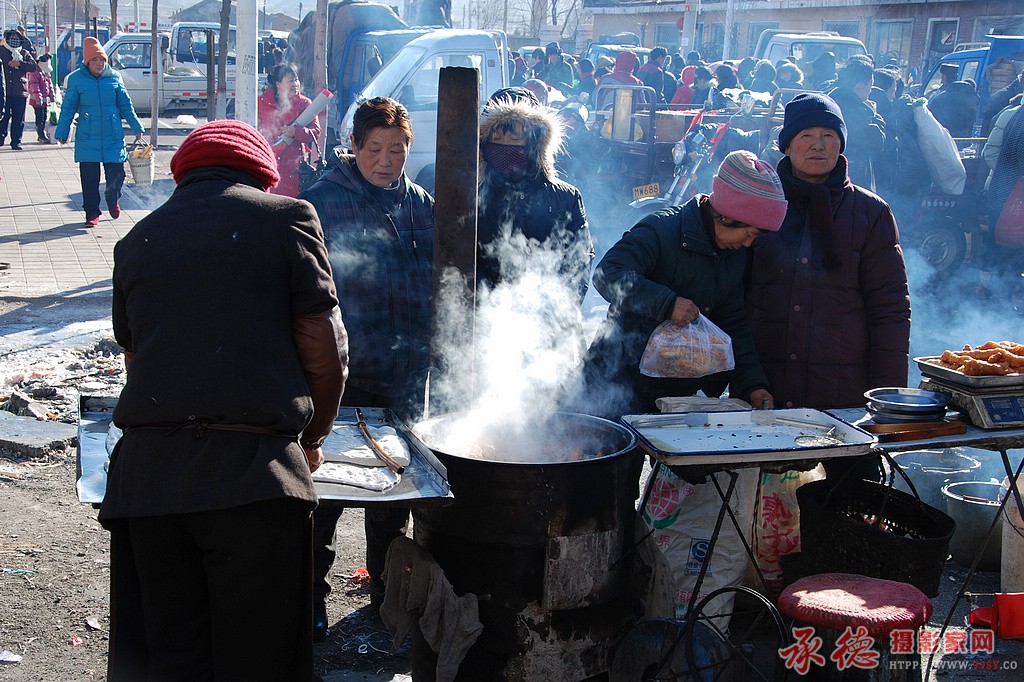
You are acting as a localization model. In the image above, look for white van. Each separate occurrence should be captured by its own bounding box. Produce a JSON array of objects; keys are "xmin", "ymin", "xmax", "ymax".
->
[{"xmin": 336, "ymin": 29, "xmax": 510, "ymax": 187}]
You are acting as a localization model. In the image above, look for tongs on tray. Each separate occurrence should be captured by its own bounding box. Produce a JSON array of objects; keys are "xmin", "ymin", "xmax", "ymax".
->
[{"xmin": 355, "ymin": 408, "xmax": 405, "ymax": 474}]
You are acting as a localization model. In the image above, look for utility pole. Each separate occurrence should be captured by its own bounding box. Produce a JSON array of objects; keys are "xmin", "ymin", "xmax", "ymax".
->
[
  {"xmin": 236, "ymin": 0, "xmax": 259, "ymax": 125},
  {"xmin": 49, "ymin": 0, "xmax": 57, "ymax": 61},
  {"xmin": 313, "ymin": 0, "xmax": 327, "ymax": 149},
  {"xmin": 723, "ymin": 0, "xmax": 735, "ymax": 59},
  {"xmin": 149, "ymin": 0, "xmax": 159, "ymax": 147}
]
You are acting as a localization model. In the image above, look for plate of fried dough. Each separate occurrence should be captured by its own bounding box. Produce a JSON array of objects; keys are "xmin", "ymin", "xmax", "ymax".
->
[{"xmin": 916, "ymin": 340, "xmax": 1024, "ymax": 388}]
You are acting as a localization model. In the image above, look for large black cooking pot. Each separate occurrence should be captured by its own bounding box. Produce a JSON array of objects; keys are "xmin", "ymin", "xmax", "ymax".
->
[{"xmin": 411, "ymin": 412, "xmax": 643, "ymax": 681}]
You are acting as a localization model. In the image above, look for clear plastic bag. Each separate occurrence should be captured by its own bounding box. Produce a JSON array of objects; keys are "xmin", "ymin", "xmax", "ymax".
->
[{"xmin": 639, "ymin": 316, "xmax": 736, "ymax": 378}]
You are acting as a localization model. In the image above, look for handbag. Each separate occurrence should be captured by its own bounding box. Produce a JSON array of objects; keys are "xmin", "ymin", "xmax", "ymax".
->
[
  {"xmin": 995, "ymin": 179, "xmax": 1024, "ymax": 248},
  {"xmin": 48, "ymin": 102, "xmax": 60, "ymax": 126}
]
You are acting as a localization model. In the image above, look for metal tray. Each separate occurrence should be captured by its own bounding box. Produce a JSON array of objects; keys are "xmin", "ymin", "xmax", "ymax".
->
[
  {"xmin": 621, "ymin": 408, "xmax": 877, "ymax": 467},
  {"xmin": 915, "ymin": 356, "xmax": 1024, "ymax": 389},
  {"xmin": 316, "ymin": 407, "xmax": 452, "ymax": 508},
  {"xmin": 76, "ymin": 395, "xmax": 118, "ymax": 505},
  {"xmin": 76, "ymin": 399, "xmax": 452, "ymax": 508}
]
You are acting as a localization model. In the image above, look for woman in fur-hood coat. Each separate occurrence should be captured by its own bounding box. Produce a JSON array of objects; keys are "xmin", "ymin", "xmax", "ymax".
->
[{"xmin": 476, "ymin": 95, "xmax": 593, "ymax": 302}]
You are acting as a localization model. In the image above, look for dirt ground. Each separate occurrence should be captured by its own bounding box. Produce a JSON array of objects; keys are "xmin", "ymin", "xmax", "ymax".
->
[
  {"xmin": 0, "ymin": 329, "xmax": 412, "ymax": 681},
  {"xmin": 0, "ymin": 453, "xmax": 412, "ymax": 681}
]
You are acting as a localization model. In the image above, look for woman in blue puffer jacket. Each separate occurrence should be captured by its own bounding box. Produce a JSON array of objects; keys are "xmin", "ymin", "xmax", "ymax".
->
[{"xmin": 55, "ymin": 37, "xmax": 144, "ymax": 226}]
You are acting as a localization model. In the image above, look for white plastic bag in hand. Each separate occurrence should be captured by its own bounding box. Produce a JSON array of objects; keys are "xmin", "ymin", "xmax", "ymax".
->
[{"xmin": 640, "ymin": 316, "xmax": 736, "ymax": 378}]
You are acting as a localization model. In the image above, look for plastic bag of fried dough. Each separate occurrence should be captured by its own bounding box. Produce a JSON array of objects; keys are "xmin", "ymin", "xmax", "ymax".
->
[{"xmin": 640, "ymin": 316, "xmax": 736, "ymax": 378}]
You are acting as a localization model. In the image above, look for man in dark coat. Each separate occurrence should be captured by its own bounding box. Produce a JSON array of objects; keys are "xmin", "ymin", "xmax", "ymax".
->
[
  {"xmin": 747, "ymin": 92, "xmax": 911, "ymax": 480},
  {"xmin": 586, "ymin": 150, "xmax": 789, "ymax": 416},
  {"xmin": 103, "ymin": 119, "xmax": 348, "ymax": 680},
  {"xmin": 538, "ymin": 41, "xmax": 575, "ymax": 93},
  {"xmin": 828, "ymin": 56, "xmax": 886, "ymax": 190},
  {"xmin": 928, "ymin": 79, "xmax": 980, "ymax": 138},
  {"xmin": 982, "ymin": 67, "xmax": 1023, "ymax": 135},
  {"xmin": 870, "ymin": 68, "xmax": 931, "ymax": 223},
  {"xmin": 0, "ymin": 27, "xmax": 38, "ymax": 149},
  {"xmin": 638, "ymin": 46, "xmax": 670, "ymax": 103}
]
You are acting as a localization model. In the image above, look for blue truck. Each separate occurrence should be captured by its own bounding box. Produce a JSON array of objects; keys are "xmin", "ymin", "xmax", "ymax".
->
[{"xmin": 917, "ymin": 34, "xmax": 1024, "ymax": 120}]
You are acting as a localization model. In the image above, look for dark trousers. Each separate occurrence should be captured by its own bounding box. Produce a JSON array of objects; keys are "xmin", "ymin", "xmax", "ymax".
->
[
  {"xmin": 32, "ymin": 105, "xmax": 47, "ymax": 137},
  {"xmin": 109, "ymin": 498, "xmax": 314, "ymax": 682},
  {"xmin": 313, "ymin": 385, "xmax": 412, "ymax": 607},
  {"xmin": 80, "ymin": 162, "xmax": 126, "ymax": 218},
  {"xmin": 1, "ymin": 95, "xmax": 27, "ymax": 146}
]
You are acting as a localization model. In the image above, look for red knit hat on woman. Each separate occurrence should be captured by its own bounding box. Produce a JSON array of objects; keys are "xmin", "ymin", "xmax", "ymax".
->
[{"xmin": 170, "ymin": 120, "xmax": 280, "ymax": 190}]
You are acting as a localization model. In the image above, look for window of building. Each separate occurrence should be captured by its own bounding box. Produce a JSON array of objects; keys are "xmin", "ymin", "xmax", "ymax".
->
[
  {"xmin": 700, "ymin": 23, "xmax": 725, "ymax": 62},
  {"xmin": 925, "ymin": 18, "xmax": 959, "ymax": 72},
  {"xmin": 655, "ymin": 23, "xmax": 678, "ymax": 51},
  {"xmin": 823, "ymin": 21, "xmax": 860, "ymax": 39},
  {"xmin": 973, "ymin": 16, "xmax": 1024, "ymax": 42},
  {"xmin": 873, "ymin": 20, "xmax": 913, "ymax": 69}
]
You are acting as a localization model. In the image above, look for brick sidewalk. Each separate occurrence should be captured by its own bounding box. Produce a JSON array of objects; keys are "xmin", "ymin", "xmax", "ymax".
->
[{"xmin": 0, "ymin": 130, "xmax": 184, "ymax": 298}]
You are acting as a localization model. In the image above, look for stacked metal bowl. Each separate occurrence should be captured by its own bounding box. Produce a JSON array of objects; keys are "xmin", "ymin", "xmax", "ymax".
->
[{"xmin": 864, "ymin": 388, "xmax": 950, "ymax": 423}]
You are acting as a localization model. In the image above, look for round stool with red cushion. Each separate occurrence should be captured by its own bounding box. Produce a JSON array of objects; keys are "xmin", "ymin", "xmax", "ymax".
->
[
  {"xmin": 779, "ymin": 572, "xmax": 932, "ymax": 637},
  {"xmin": 778, "ymin": 573, "xmax": 933, "ymax": 680}
]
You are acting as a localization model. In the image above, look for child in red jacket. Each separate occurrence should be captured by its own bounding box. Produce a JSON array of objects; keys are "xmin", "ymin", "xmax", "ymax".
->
[{"xmin": 27, "ymin": 54, "xmax": 56, "ymax": 144}]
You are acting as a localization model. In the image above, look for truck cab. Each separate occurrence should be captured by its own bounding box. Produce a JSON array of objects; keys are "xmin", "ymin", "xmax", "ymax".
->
[
  {"xmin": 56, "ymin": 26, "xmax": 113, "ymax": 80},
  {"xmin": 754, "ymin": 30, "xmax": 867, "ymax": 74},
  {"xmin": 103, "ymin": 29, "xmax": 235, "ymax": 115},
  {"xmin": 917, "ymin": 35, "xmax": 1024, "ymax": 109},
  {"xmin": 336, "ymin": 29, "xmax": 510, "ymax": 187},
  {"xmin": 334, "ymin": 29, "xmax": 431, "ymax": 122},
  {"xmin": 169, "ymin": 22, "xmax": 236, "ymax": 75}
]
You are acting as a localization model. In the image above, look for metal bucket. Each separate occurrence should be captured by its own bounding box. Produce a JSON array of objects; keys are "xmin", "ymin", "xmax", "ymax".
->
[
  {"xmin": 942, "ymin": 481, "xmax": 1004, "ymax": 570},
  {"xmin": 411, "ymin": 412, "xmax": 642, "ymax": 681},
  {"xmin": 892, "ymin": 448, "xmax": 982, "ymax": 510}
]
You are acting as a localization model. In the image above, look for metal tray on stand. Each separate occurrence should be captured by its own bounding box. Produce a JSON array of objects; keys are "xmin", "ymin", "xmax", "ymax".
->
[
  {"xmin": 76, "ymin": 399, "xmax": 452, "ymax": 508},
  {"xmin": 621, "ymin": 408, "xmax": 877, "ymax": 468}
]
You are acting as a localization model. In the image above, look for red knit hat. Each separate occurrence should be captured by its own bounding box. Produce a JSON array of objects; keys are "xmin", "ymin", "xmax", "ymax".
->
[
  {"xmin": 170, "ymin": 120, "xmax": 280, "ymax": 190},
  {"xmin": 709, "ymin": 150, "xmax": 788, "ymax": 231}
]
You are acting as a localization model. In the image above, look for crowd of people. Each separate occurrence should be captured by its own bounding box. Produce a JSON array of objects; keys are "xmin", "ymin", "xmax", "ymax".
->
[{"xmin": 499, "ymin": 40, "xmax": 1024, "ymax": 302}]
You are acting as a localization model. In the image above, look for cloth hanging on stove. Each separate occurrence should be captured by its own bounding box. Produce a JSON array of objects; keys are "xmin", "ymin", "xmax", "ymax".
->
[{"xmin": 380, "ymin": 536, "xmax": 484, "ymax": 682}]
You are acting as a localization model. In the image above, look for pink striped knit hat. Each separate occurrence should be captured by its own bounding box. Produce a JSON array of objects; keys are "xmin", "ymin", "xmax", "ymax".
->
[{"xmin": 709, "ymin": 150, "xmax": 788, "ymax": 231}]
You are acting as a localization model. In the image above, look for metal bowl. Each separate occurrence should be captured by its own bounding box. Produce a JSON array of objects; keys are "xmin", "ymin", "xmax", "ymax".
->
[
  {"xmin": 866, "ymin": 406, "xmax": 945, "ymax": 424},
  {"xmin": 864, "ymin": 387, "xmax": 950, "ymax": 415}
]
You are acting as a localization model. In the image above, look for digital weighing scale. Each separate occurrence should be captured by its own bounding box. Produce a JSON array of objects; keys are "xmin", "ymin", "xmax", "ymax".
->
[{"xmin": 919, "ymin": 376, "xmax": 1024, "ymax": 429}]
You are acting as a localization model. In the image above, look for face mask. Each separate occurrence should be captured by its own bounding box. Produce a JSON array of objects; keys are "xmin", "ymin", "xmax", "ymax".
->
[
  {"xmin": 483, "ymin": 141, "xmax": 530, "ymax": 180},
  {"xmin": 39, "ymin": 61, "xmax": 52, "ymax": 74}
]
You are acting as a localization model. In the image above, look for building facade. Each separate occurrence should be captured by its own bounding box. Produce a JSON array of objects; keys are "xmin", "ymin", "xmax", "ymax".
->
[{"xmin": 583, "ymin": 0, "xmax": 1024, "ymax": 73}]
